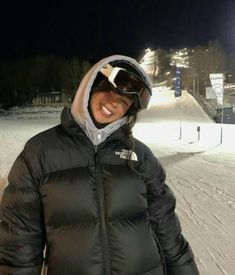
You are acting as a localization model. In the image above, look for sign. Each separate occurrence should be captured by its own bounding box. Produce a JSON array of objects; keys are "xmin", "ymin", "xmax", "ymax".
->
[
  {"xmin": 205, "ymin": 87, "xmax": 217, "ymax": 99},
  {"xmin": 209, "ymin": 73, "xmax": 224, "ymax": 105},
  {"xmin": 174, "ymin": 67, "xmax": 182, "ymax": 97}
]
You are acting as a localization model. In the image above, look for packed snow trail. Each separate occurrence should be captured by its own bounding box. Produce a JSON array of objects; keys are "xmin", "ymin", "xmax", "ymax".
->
[
  {"xmin": 1, "ymin": 88, "xmax": 235, "ymax": 274},
  {"xmin": 134, "ymin": 88, "xmax": 235, "ymax": 275}
]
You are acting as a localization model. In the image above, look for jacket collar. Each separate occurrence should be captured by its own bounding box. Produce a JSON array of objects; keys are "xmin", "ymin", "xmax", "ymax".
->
[{"xmin": 60, "ymin": 107, "xmax": 129, "ymax": 146}]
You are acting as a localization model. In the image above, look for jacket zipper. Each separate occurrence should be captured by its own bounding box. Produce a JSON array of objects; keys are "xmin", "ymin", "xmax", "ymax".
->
[
  {"xmin": 95, "ymin": 150, "xmax": 111, "ymax": 275},
  {"xmin": 153, "ymin": 232, "xmax": 167, "ymax": 275}
]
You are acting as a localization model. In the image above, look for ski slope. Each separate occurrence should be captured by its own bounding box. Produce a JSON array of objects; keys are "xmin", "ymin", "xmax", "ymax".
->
[
  {"xmin": 135, "ymin": 88, "xmax": 235, "ymax": 275},
  {"xmin": 0, "ymin": 88, "xmax": 235, "ymax": 274}
]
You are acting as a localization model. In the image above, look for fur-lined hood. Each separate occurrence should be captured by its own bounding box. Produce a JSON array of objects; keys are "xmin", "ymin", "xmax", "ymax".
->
[{"xmin": 71, "ymin": 54, "xmax": 152, "ymax": 145}]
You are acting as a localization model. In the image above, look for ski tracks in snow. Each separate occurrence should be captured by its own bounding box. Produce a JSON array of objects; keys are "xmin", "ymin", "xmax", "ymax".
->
[{"xmin": 163, "ymin": 154, "xmax": 235, "ymax": 275}]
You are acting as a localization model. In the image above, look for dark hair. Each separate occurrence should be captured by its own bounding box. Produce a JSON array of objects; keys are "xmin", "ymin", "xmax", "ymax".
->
[{"xmin": 125, "ymin": 112, "xmax": 144, "ymax": 176}]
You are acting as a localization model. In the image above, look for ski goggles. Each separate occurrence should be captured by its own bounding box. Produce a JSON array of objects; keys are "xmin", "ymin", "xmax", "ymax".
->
[{"xmin": 100, "ymin": 64, "xmax": 151, "ymax": 109}]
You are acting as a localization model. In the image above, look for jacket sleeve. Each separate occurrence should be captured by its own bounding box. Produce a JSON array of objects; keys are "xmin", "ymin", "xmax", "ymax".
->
[
  {"xmin": 0, "ymin": 144, "xmax": 45, "ymax": 275},
  {"xmin": 145, "ymin": 155, "xmax": 199, "ymax": 275}
]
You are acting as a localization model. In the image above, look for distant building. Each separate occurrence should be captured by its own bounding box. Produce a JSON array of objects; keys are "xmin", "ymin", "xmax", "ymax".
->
[
  {"xmin": 32, "ymin": 91, "xmax": 72, "ymax": 106},
  {"xmin": 216, "ymin": 106, "xmax": 235, "ymax": 124}
]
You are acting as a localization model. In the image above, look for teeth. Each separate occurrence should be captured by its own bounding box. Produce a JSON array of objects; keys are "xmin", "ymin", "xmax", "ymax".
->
[{"xmin": 102, "ymin": 106, "xmax": 112, "ymax": 116}]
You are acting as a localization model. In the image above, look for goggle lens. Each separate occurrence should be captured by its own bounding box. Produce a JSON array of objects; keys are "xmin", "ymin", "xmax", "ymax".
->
[{"xmin": 112, "ymin": 70, "xmax": 151, "ymax": 109}]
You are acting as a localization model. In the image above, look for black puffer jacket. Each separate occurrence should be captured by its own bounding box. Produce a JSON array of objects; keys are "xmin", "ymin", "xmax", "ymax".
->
[{"xmin": 0, "ymin": 108, "xmax": 199, "ymax": 275}]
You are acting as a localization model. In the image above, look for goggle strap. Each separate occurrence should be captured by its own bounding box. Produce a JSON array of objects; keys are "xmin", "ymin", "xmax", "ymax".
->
[
  {"xmin": 100, "ymin": 64, "xmax": 126, "ymax": 88},
  {"xmin": 100, "ymin": 64, "xmax": 113, "ymax": 77},
  {"xmin": 109, "ymin": 67, "xmax": 124, "ymax": 88}
]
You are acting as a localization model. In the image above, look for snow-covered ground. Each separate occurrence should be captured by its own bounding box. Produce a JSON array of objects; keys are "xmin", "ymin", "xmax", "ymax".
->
[{"xmin": 1, "ymin": 88, "xmax": 235, "ymax": 274}]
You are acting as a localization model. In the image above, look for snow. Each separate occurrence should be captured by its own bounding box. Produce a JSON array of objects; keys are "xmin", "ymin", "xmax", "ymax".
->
[{"xmin": 1, "ymin": 88, "xmax": 235, "ymax": 274}]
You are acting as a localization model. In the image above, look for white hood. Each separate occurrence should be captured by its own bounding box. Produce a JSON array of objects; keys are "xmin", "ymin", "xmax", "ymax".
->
[{"xmin": 71, "ymin": 54, "xmax": 152, "ymax": 145}]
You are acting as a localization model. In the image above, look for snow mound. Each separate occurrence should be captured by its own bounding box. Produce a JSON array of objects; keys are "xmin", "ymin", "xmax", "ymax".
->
[{"xmin": 0, "ymin": 106, "xmax": 64, "ymax": 120}]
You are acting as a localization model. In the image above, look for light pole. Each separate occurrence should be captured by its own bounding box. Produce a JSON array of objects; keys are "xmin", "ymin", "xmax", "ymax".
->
[{"xmin": 228, "ymin": 74, "xmax": 232, "ymax": 90}]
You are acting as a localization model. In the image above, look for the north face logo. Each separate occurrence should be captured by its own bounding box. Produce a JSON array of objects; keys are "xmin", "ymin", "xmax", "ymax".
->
[{"xmin": 115, "ymin": 149, "xmax": 138, "ymax": 161}]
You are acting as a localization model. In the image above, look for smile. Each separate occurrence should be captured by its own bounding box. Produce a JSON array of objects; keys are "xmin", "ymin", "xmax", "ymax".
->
[{"xmin": 102, "ymin": 105, "xmax": 112, "ymax": 116}]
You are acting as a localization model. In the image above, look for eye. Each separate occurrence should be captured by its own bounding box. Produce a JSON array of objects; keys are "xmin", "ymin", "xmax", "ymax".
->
[
  {"xmin": 122, "ymin": 97, "xmax": 133, "ymax": 108},
  {"xmin": 121, "ymin": 99, "xmax": 129, "ymax": 106}
]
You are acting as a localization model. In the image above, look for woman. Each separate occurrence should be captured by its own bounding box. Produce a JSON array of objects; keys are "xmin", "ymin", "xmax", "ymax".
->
[{"xmin": 0, "ymin": 55, "xmax": 199, "ymax": 274}]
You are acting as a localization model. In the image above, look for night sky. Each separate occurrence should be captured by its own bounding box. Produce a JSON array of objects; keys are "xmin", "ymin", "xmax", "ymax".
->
[{"xmin": 1, "ymin": 0, "xmax": 235, "ymax": 61}]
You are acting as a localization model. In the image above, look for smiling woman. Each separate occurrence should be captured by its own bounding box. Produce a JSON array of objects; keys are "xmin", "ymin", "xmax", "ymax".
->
[
  {"xmin": 90, "ymin": 89, "xmax": 133, "ymax": 124},
  {"xmin": 0, "ymin": 54, "xmax": 199, "ymax": 275}
]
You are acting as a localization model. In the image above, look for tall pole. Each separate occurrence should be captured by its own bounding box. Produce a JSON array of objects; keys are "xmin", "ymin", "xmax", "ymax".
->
[
  {"xmin": 197, "ymin": 74, "xmax": 200, "ymax": 98},
  {"xmin": 220, "ymin": 75, "xmax": 225, "ymax": 144},
  {"xmin": 209, "ymin": 73, "xmax": 224, "ymax": 145},
  {"xmin": 174, "ymin": 66, "xmax": 182, "ymax": 139},
  {"xmin": 179, "ymin": 99, "xmax": 182, "ymax": 139},
  {"xmin": 220, "ymin": 103, "xmax": 223, "ymax": 144},
  {"xmin": 193, "ymin": 78, "xmax": 195, "ymax": 97}
]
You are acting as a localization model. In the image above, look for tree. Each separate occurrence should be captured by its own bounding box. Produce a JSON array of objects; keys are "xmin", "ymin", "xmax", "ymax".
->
[
  {"xmin": 207, "ymin": 40, "xmax": 226, "ymax": 74},
  {"xmin": 156, "ymin": 47, "xmax": 171, "ymax": 79},
  {"xmin": 63, "ymin": 58, "xmax": 91, "ymax": 97},
  {"xmin": 188, "ymin": 40, "xmax": 227, "ymax": 96},
  {"xmin": 28, "ymin": 55, "xmax": 66, "ymax": 94},
  {"xmin": 0, "ymin": 59, "xmax": 33, "ymax": 107}
]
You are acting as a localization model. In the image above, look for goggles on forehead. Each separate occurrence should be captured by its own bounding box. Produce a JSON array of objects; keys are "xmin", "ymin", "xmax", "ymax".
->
[{"xmin": 100, "ymin": 64, "xmax": 151, "ymax": 110}]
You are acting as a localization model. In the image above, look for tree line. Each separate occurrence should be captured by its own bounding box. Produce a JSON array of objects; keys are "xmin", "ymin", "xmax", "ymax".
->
[
  {"xmin": 181, "ymin": 40, "xmax": 234, "ymax": 98},
  {"xmin": 0, "ymin": 40, "xmax": 234, "ymax": 108},
  {"xmin": 0, "ymin": 55, "xmax": 91, "ymax": 108}
]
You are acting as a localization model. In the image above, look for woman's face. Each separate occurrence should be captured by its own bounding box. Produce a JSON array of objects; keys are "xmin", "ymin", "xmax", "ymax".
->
[{"xmin": 90, "ymin": 90, "xmax": 133, "ymax": 124}]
